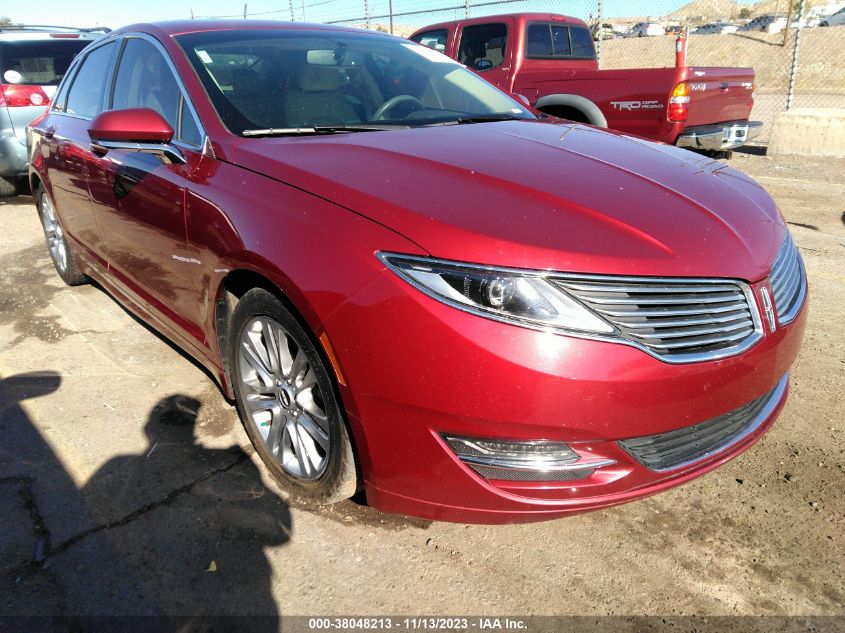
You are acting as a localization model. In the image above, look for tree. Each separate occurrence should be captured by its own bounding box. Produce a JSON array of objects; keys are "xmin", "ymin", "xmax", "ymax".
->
[
  {"xmin": 0, "ymin": 17, "xmax": 14, "ymax": 27},
  {"xmin": 739, "ymin": 8, "xmax": 752, "ymax": 19}
]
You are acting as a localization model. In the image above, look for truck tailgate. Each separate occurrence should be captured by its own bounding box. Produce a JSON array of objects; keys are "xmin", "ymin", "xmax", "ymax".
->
[{"xmin": 684, "ymin": 67, "xmax": 755, "ymax": 127}]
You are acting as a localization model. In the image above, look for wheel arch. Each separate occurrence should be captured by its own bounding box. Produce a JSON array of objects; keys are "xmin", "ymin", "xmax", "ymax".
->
[
  {"xmin": 29, "ymin": 171, "xmax": 43, "ymax": 196},
  {"xmin": 535, "ymin": 94, "xmax": 608, "ymax": 127},
  {"xmin": 214, "ymin": 266, "xmax": 309, "ymax": 395},
  {"xmin": 214, "ymin": 265, "xmax": 364, "ymax": 497}
]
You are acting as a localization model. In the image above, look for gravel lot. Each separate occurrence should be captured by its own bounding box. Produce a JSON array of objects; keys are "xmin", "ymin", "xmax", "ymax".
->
[{"xmin": 0, "ymin": 150, "xmax": 843, "ymax": 625}]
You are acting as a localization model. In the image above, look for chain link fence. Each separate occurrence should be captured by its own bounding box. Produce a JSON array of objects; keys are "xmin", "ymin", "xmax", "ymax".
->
[{"xmin": 290, "ymin": 0, "xmax": 845, "ymax": 144}]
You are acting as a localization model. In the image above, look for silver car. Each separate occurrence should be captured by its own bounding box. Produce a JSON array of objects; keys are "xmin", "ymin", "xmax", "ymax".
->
[
  {"xmin": 694, "ymin": 22, "xmax": 739, "ymax": 35},
  {"xmin": 1, "ymin": 25, "xmax": 103, "ymax": 196}
]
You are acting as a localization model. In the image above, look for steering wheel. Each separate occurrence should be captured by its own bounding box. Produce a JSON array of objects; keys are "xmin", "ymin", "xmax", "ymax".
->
[{"xmin": 372, "ymin": 95, "xmax": 425, "ymax": 121}]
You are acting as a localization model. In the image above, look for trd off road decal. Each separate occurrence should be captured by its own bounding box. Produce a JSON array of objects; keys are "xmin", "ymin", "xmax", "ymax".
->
[{"xmin": 610, "ymin": 100, "xmax": 664, "ymax": 111}]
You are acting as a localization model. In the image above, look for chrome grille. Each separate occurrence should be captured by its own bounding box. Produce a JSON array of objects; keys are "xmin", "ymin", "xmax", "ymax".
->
[
  {"xmin": 554, "ymin": 276, "xmax": 762, "ymax": 362},
  {"xmin": 769, "ymin": 233, "xmax": 806, "ymax": 325},
  {"xmin": 618, "ymin": 374, "xmax": 787, "ymax": 472}
]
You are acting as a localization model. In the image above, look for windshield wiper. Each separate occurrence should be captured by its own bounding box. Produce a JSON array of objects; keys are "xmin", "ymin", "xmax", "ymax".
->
[
  {"xmin": 419, "ymin": 114, "xmax": 528, "ymax": 128},
  {"xmin": 455, "ymin": 114, "xmax": 527, "ymax": 124},
  {"xmin": 242, "ymin": 124, "xmax": 406, "ymax": 137}
]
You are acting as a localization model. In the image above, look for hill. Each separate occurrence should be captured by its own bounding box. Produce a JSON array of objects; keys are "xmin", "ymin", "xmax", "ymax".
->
[{"xmin": 669, "ymin": 0, "xmax": 831, "ymax": 20}]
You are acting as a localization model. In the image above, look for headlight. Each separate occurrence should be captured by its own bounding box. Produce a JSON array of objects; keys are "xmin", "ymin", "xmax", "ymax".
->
[{"xmin": 378, "ymin": 253, "xmax": 615, "ymax": 335}]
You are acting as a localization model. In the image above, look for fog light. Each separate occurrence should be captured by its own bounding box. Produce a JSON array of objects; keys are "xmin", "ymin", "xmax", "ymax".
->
[{"xmin": 443, "ymin": 435, "xmax": 615, "ymax": 482}]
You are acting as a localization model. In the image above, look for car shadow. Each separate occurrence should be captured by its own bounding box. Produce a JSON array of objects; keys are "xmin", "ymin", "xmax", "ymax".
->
[
  {"xmin": 1, "ymin": 373, "xmax": 290, "ymax": 627},
  {"xmin": 0, "ymin": 194, "xmax": 33, "ymax": 206},
  {"xmin": 734, "ymin": 145, "xmax": 768, "ymax": 157}
]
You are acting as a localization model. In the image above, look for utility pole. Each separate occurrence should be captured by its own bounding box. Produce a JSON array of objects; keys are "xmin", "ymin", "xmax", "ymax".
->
[
  {"xmin": 190, "ymin": 8, "xmax": 194, "ymax": 18},
  {"xmin": 243, "ymin": 4, "xmax": 247, "ymax": 19},
  {"xmin": 389, "ymin": 0, "xmax": 393, "ymax": 34},
  {"xmin": 596, "ymin": 0, "xmax": 603, "ymax": 67},
  {"xmin": 465, "ymin": 0, "xmax": 470, "ymax": 19},
  {"xmin": 289, "ymin": 0, "xmax": 295, "ymax": 21},
  {"xmin": 787, "ymin": 0, "xmax": 805, "ymax": 109},
  {"xmin": 364, "ymin": 0, "xmax": 370, "ymax": 28}
]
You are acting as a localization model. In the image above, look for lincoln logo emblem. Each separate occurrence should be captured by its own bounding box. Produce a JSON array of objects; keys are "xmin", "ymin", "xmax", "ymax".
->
[{"xmin": 760, "ymin": 287, "xmax": 776, "ymax": 333}]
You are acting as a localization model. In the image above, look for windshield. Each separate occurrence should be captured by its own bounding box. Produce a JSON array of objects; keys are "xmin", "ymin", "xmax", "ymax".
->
[{"xmin": 176, "ymin": 29, "xmax": 534, "ymax": 135}]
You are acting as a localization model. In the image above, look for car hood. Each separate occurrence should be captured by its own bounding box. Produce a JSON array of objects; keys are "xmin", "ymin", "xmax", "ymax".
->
[{"xmin": 231, "ymin": 120, "xmax": 784, "ymax": 280}]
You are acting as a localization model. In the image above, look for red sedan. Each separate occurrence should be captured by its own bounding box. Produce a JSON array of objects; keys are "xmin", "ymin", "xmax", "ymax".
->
[{"xmin": 27, "ymin": 20, "xmax": 807, "ymax": 523}]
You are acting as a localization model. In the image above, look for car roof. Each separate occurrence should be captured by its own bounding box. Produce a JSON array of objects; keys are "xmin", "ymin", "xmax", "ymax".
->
[
  {"xmin": 0, "ymin": 25, "xmax": 106, "ymax": 41},
  {"xmin": 107, "ymin": 19, "xmax": 382, "ymax": 39}
]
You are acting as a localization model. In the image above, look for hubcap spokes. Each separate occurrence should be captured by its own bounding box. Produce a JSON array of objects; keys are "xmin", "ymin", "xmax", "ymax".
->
[
  {"xmin": 41, "ymin": 195, "xmax": 67, "ymax": 272},
  {"xmin": 239, "ymin": 317, "xmax": 330, "ymax": 480}
]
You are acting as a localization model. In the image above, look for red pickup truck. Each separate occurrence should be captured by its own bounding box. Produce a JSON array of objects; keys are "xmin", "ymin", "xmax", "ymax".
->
[{"xmin": 410, "ymin": 13, "xmax": 762, "ymax": 153}]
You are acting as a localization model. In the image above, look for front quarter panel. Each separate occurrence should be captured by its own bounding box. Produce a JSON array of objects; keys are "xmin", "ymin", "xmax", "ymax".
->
[{"xmin": 182, "ymin": 156, "xmax": 427, "ymax": 389}]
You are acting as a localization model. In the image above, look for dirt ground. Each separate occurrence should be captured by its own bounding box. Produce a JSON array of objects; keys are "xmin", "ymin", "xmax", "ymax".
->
[{"xmin": 0, "ymin": 150, "xmax": 843, "ymax": 626}]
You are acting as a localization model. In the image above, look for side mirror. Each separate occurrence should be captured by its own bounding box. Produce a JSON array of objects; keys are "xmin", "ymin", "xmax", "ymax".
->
[
  {"xmin": 88, "ymin": 108, "xmax": 186, "ymax": 164},
  {"xmin": 512, "ymin": 93, "xmax": 532, "ymax": 108}
]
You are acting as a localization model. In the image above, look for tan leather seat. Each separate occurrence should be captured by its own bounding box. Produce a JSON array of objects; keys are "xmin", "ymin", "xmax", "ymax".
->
[{"xmin": 284, "ymin": 65, "xmax": 361, "ymax": 127}]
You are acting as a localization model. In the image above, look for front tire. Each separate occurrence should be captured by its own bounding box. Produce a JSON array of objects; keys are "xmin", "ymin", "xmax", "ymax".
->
[
  {"xmin": 35, "ymin": 184, "xmax": 87, "ymax": 286},
  {"xmin": 229, "ymin": 288, "xmax": 358, "ymax": 503}
]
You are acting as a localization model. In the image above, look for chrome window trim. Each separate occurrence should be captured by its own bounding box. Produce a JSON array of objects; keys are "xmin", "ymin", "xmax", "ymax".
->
[
  {"xmin": 115, "ymin": 33, "xmax": 207, "ymax": 149},
  {"xmin": 620, "ymin": 372, "xmax": 788, "ymax": 473},
  {"xmin": 58, "ymin": 38, "xmax": 120, "ymax": 118},
  {"xmin": 50, "ymin": 35, "xmax": 114, "ymax": 114},
  {"xmin": 47, "ymin": 31, "xmax": 208, "ymax": 152},
  {"xmin": 378, "ymin": 251, "xmax": 765, "ymax": 365}
]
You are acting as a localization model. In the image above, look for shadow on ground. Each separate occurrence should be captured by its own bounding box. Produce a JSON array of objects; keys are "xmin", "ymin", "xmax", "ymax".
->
[{"xmin": 1, "ymin": 372, "xmax": 290, "ymax": 627}]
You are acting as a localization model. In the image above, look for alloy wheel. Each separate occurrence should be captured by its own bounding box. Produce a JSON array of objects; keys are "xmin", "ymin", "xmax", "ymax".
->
[
  {"xmin": 238, "ymin": 316, "xmax": 331, "ymax": 480},
  {"xmin": 40, "ymin": 193, "xmax": 68, "ymax": 273}
]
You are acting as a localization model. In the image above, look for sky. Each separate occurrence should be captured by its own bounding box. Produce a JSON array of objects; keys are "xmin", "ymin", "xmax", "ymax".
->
[{"xmin": 3, "ymin": 0, "xmax": 759, "ymax": 29}]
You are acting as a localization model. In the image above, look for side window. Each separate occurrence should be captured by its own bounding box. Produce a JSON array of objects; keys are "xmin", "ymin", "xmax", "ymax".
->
[
  {"xmin": 411, "ymin": 29, "xmax": 448, "ymax": 53},
  {"xmin": 570, "ymin": 27, "xmax": 595, "ymax": 58},
  {"xmin": 458, "ymin": 23, "xmax": 507, "ymax": 72},
  {"xmin": 179, "ymin": 98, "xmax": 202, "ymax": 146},
  {"xmin": 64, "ymin": 42, "xmax": 117, "ymax": 118},
  {"xmin": 525, "ymin": 24, "xmax": 596, "ymax": 59},
  {"xmin": 112, "ymin": 38, "xmax": 201, "ymax": 145}
]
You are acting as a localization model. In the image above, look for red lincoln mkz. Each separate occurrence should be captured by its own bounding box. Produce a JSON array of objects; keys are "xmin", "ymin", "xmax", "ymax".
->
[{"xmin": 27, "ymin": 20, "xmax": 807, "ymax": 523}]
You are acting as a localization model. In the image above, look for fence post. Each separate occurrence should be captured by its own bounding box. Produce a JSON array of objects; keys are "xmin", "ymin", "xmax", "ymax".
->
[
  {"xmin": 787, "ymin": 0, "xmax": 805, "ymax": 110},
  {"xmin": 596, "ymin": 0, "xmax": 603, "ymax": 68}
]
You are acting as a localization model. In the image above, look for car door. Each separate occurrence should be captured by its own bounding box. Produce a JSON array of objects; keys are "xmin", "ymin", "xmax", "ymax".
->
[
  {"xmin": 39, "ymin": 40, "xmax": 119, "ymax": 263},
  {"xmin": 86, "ymin": 35, "xmax": 208, "ymax": 347}
]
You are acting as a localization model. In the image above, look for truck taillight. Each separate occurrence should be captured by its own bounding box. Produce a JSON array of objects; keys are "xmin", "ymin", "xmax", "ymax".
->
[
  {"xmin": 0, "ymin": 84, "xmax": 51, "ymax": 108},
  {"xmin": 668, "ymin": 81, "xmax": 690, "ymax": 123}
]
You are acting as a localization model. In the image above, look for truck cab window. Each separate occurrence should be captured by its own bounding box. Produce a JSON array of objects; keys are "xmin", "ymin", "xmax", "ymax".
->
[
  {"xmin": 526, "ymin": 24, "xmax": 596, "ymax": 59},
  {"xmin": 411, "ymin": 29, "xmax": 448, "ymax": 53},
  {"xmin": 458, "ymin": 23, "xmax": 507, "ymax": 72}
]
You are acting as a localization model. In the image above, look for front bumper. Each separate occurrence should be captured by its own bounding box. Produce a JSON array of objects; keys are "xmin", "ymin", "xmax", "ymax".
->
[
  {"xmin": 0, "ymin": 133, "xmax": 28, "ymax": 179},
  {"xmin": 676, "ymin": 120, "xmax": 763, "ymax": 151},
  {"xmin": 324, "ymin": 268, "xmax": 807, "ymax": 524}
]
